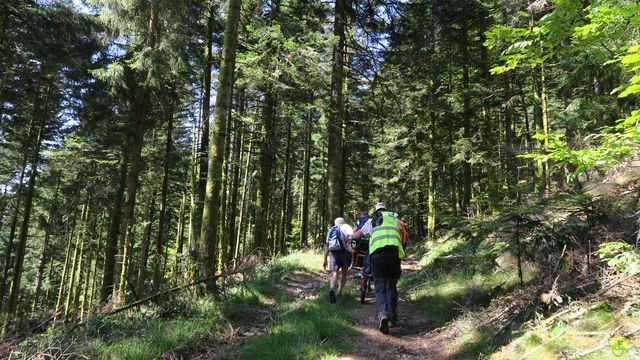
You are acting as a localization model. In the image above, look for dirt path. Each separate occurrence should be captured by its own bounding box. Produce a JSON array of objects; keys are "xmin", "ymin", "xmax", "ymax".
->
[
  {"xmin": 338, "ymin": 261, "xmax": 457, "ymax": 360},
  {"xmin": 165, "ymin": 261, "xmax": 458, "ymax": 359}
]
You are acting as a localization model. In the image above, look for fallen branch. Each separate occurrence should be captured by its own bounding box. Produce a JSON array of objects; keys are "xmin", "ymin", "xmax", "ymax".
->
[
  {"xmin": 596, "ymin": 272, "xmax": 639, "ymax": 296},
  {"xmin": 536, "ymin": 302, "xmax": 602, "ymax": 330},
  {"xmin": 104, "ymin": 265, "xmax": 251, "ymax": 317},
  {"xmin": 573, "ymin": 325, "xmax": 639, "ymax": 359},
  {"xmin": 564, "ymin": 303, "xmax": 603, "ymax": 323}
]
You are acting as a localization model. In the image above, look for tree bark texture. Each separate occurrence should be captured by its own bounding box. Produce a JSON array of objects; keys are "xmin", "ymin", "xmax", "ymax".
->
[
  {"xmin": 327, "ymin": 0, "xmax": 346, "ymax": 223},
  {"xmin": 200, "ymin": 0, "xmax": 242, "ymax": 292}
]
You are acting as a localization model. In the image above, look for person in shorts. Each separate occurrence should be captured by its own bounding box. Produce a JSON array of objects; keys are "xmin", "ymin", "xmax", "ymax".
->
[{"xmin": 323, "ymin": 217, "xmax": 353, "ymax": 303}]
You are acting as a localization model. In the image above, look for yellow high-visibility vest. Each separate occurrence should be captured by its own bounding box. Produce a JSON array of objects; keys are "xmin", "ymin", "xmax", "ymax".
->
[{"xmin": 369, "ymin": 211, "xmax": 405, "ymax": 259}]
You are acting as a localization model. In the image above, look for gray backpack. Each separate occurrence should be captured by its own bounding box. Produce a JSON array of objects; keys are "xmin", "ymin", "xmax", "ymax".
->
[{"xmin": 327, "ymin": 225, "xmax": 343, "ymax": 252}]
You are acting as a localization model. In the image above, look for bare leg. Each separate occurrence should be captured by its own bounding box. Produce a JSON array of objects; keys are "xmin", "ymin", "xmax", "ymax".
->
[
  {"xmin": 329, "ymin": 270, "xmax": 338, "ymax": 291},
  {"xmin": 337, "ymin": 268, "xmax": 348, "ymax": 294}
]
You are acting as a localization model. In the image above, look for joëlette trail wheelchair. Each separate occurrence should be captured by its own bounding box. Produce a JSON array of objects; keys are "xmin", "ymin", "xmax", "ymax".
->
[{"xmin": 351, "ymin": 237, "xmax": 373, "ymax": 304}]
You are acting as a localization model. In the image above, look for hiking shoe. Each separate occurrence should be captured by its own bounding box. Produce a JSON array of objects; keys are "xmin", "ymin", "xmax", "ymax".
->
[
  {"xmin": 379, "ymin": 317, "xmax": 389, "ymax": 334},
  {"xmin": 329, "ymin": 289, "xmax": 336, "ymax": 304},
  {"xmin": 390, "ymin": 317, "xmax": 397, "ymax": 327}
]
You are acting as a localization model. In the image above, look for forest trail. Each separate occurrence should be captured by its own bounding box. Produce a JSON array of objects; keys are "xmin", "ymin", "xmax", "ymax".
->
[
  {"xmin": 163, "ymin": 259, "xmax": 460, "ymax": 359},
  {"xmin": 337, "ymin": 260, "xmax": 456, "ymax": 360}
]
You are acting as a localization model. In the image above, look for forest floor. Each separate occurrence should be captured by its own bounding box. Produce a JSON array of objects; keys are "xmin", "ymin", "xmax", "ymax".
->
[{"xmin": 164, "ymin": 259, "xmax": 466, "ymax": 360}]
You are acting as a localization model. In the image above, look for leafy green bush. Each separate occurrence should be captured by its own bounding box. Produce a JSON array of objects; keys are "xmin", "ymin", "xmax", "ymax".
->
[{"xmin": 594, "ymin": 241, "xmax": 640, "ymax": 273}]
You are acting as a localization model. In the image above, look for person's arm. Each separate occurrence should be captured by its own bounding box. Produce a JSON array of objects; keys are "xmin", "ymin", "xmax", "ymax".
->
[
  {"xmin": 323, "ymin": 228, "xmax": 330, "ymax": 270},
  {"xmin": 355, "ymin": 219, "xmax": 373, "ymax": 239},
  {"xmin": 323, "ymin": 245, "xmax": 329, "ymax": 271}
]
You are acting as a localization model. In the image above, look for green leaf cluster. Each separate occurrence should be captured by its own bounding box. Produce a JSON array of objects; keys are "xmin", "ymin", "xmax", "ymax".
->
[{"xmin": 594, "ymin": 241, "xmax": 640, "ymax": 273}]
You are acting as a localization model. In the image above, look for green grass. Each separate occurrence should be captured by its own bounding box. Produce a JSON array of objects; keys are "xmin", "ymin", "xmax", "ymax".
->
[
  {"xmin": 82, "ymin": 313, "xmax": 226, "ymax": 359},
  {"xmin": 238, "ymin": 291, "xmax": 358, "ymax": 360},
  {"xmin": 20, "ymin": 250, "xmax": 329, "ymax": 360},
  {"xmin": 235, "ymin": 251, "xmax": 359, "ymax": 359},
  {"xmin": 401, "ymin": 264, "xmax": 535, "ymax": 324},
  {"xmin": 20, "ymin": 295, "xmax": 228, "ymax": 360}
]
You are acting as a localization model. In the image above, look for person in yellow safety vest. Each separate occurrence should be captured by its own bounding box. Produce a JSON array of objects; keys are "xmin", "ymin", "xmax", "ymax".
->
[{"xmin": 352, "ymin": 202, "xmax": 404, "ymax": 335}]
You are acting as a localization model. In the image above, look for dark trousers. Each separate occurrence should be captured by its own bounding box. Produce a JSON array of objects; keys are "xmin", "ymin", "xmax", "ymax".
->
[{"xmin": 371, "ymin": 246, "xmax": 401, "ymax": 320}]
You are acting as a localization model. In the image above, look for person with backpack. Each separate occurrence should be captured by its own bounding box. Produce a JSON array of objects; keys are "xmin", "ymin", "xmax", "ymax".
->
[
  {"xmin": 352, "ymin": 203, "xmax": 405, "ymax": 335},
  {"xmin": 323, "ymin": 217, "xmax": 354, "ymax": 303}
]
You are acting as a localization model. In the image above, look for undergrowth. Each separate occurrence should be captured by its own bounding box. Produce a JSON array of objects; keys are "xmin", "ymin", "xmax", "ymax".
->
[
  {"xmin": 238, "ymin": 289, "xmax": 358, "ymax": 359},
  {"xmin": 18, "ymin": 250, "xmax": 329, "ymax": 360},
  {"xmin": 493, "ymin": 302, "xmax": 640, "ymax": 359},
  {"xmin": 402, "ymin": 191, "xmax": 640, "ymax": 358}
]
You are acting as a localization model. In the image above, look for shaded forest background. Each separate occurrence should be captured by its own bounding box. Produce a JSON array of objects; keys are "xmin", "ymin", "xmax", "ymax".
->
[{"xmin": 0, "ymin": 0, "xmax": 639, "ymax": 332}]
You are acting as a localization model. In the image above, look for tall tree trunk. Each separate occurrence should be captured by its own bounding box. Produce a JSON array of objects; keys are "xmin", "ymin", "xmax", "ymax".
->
[
  {"xmin": 44, "ymin": 258, "xmax": 54, "ymax": 309},
  {"xmin": 73, "ymin": 214, "xmax": 90, "ymax": 315},
  {"xmin": 192, "ymin": 0, "xmax": 215, "ymax": 266},
  {"xmin": 79, "ymin": 240, "xmax": 93, "ymax": 321},
  {"xmin": 32, "ymin": 179, "xmax": 60, "ymax": 312},
  {"xmin": 253, "ymin": 0, "xmax": 280, "ymax": 254},
  {"xmin": 200, "ymin": 0, "xmax": 242, "ymax": 292},
  {"xmin": 173, "ymin": 193, "xmax": 187, "ymax": 281},
  {"xmin": 532, "ymin": 66, "xmax": 548, "ymax": 195},
  {"xmin": 0, "ymin": 188, "xmax": 8, "ymax": 249},
  {"xmin": 75, "ymin": 200, "xmax": 98, "ymax": 316},
  {"xmin": 187, "ymin": 114, "xmax": 199, "ymax": 274},
  {"xmin": 117, "ymin": 92, "xmax": 147, "ymax": 303},
  {"xmin": 300, "ymin": 111, "xmax": 312, "ymax": 247},
  {"xmin": 0, "ymin": 155, "xmax": 27, "ymax": 312},
  {"xmin": 115, "ymin": 6, "xmax": 159, "ymax": 304},
  {"xmin": 88, "ymin": 217, "xmax": 105, "ymax": 315},
  {"xmin": 6, "ymin": 112, "xmax": 45, "ymax": 319},
  {"xmin": 54, "ymin": 210, "xmax": 77, "ymax": 323},
  {"xmin": 427, "ymin": 113, "xmax": 436, "ymax": 242},
  {"xmin": 327, "ymin": 0, "xmax": 346, "ymax": 222},
  {"xmin": 220, "ymin": 101, "xmax": 234, "ymax": 267},
  {"xmin": 63, "ymin": 197, "xmax": 90, "ymax": 321},
  {"xmin": 136, "ymin": 191, "xmax": 156, "ymax": 298},
  {"xmin": 254, "ymin": 89, "xmax": 276, "ymax": 252},
  {"xmin": 504, "ymin": 75, "xmax": 517, "ymax": 187},
  {"xmin": 226, "ymin": 92, "xmax": 244, "ymax": 269},
  {"xmin": 235, "ymin": 124, "xmax": 254, "ymax": 265},
  {"xmin": 461, "ymin": 14, "xmax": 472, "ymax": 211},
  {"xmin": 279, "ymin": 117, "xmax": 292, "ymax": 255},
  {"xmin": 154, "ymin": 109, "xmax": 174, "ymax": 290},
  {"xmin": 101, "ymin": 152, "xmax": 128, "ymax": 304},
  {"xmin": 540, "ymin": 63, "xmax": 550, "ymax": 192}
]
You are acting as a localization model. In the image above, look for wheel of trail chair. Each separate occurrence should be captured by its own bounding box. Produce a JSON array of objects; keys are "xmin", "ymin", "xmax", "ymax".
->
[{"xmin": 360, "ymin": 277, "xmax": 369, "ymax": 304}]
